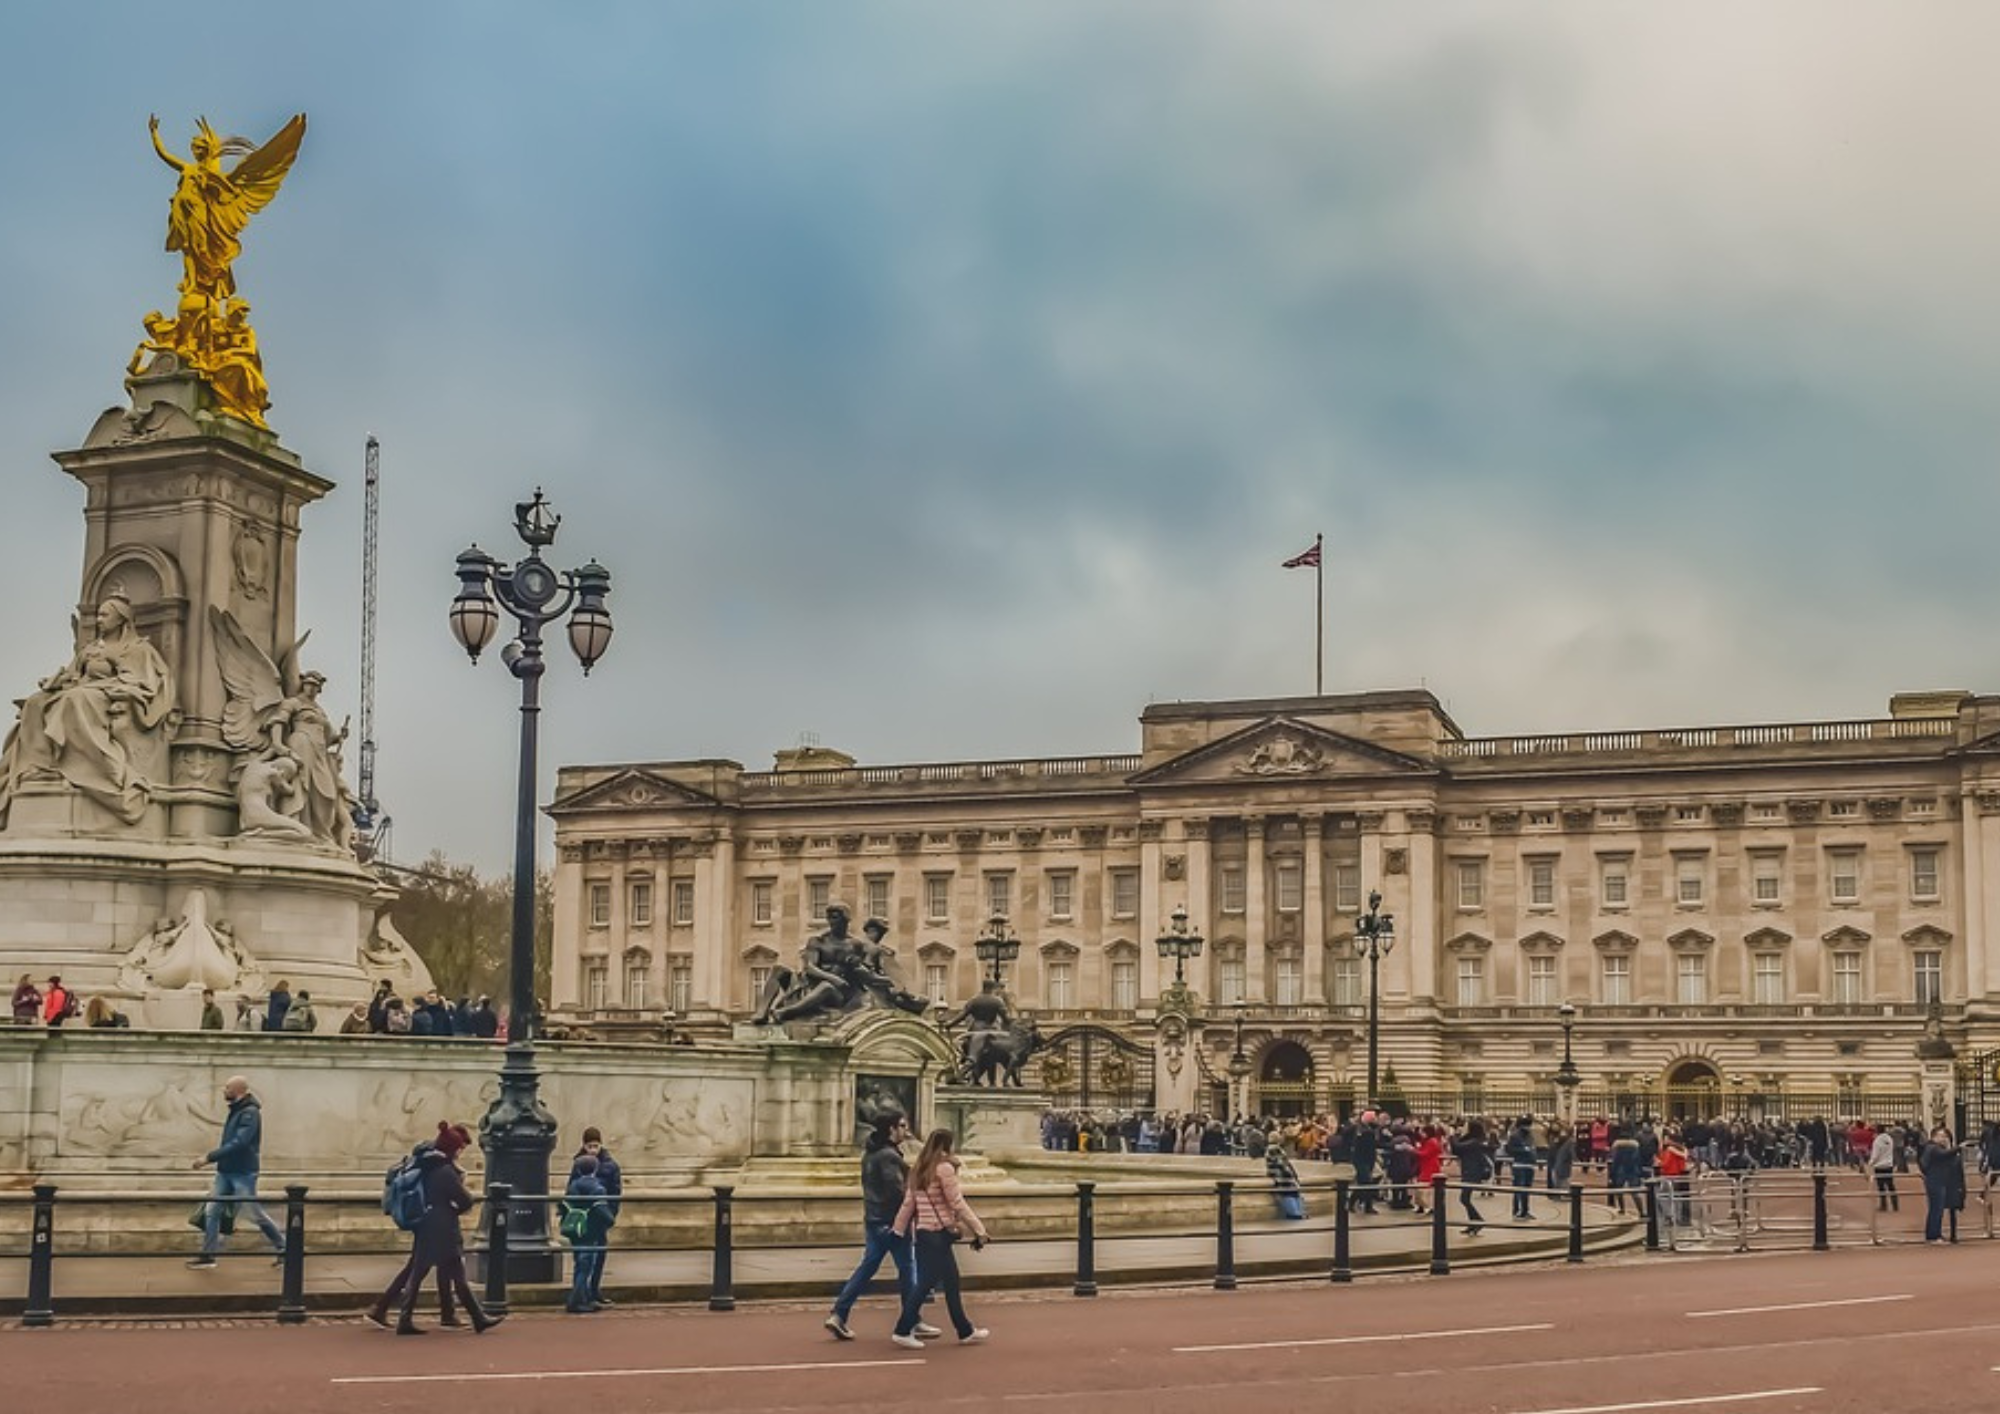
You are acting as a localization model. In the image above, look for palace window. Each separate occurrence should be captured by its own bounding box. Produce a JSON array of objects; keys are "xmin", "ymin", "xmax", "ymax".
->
[
  {"xmin": 1828, "ymin": 850, "xmax": 1862, "ymax": 906},
  {"xmin": 1333, "ymin": 864, "xmax": 1361, "ymax": 913},
  {"xmin": 1528, "ymin": 858, "xmax": 1557, "ymax": 909},
  {"xmin": 1331, "ymin": 955, "xmax": 1362, "ymax": 1008},
  {"xmin": 1752, "ymin": 953, "xmax": 1785, "ymax": 1005},
  {"xmin": 925, "ymin": 873, "xmax": 952, "ymax": 923},
  {"xmin": 1111, "ymin": 870, "xmax": 1139, "ymax": 920},
  {"xmin": 986, "ymin": 872, "xmax": 1012, "ymax": 921},
  {"xmin": 672, "ymin": 880, "xmax": 696, "ymax": 927},
  {"xmin": 1676, "ymin": 953, "xmax": 1707, "ymax": 1005},
  {"xmin": 623, "ymin": 957, "xmax": 649, "ymax": 1010},
  {"xmin": 1047, "ymin": 960, "xmax": 1074, "ymax": 1010},
  {"xmin": 588, "ymin": 883, "xmax": 611, "ymax": 928},
  {"xmin": 1275, "ymin": 862, "xmax": 1303, "ymax": 914},
  {"xmin": 1456, "ymin": 956, "xmax": 1485, "ymax": 1006},
  {"xmin": 1525, "ymin": 954, "xmax": 1558, "ymax": 1007},
  {"xmin": 750, "ymin": 880, "xmax": 775, "ymax": 926},
  {"xmin": 668, "ymin": 956, "xmax": 693, "ymax": 1014},
  {"xmin": 1047, "ymin": 870, "xmax": 1074, "ymax": 921},
  {"xmin": 628, "ymin": 880, "xmax": 652, "ymax": 928},
  {"xmin": 1455, "ymin": 860, "xmax": 1484, "ymax": 911},
  {"xmin": 1600, "ymin": 858, "xmax": 1629, "ymax": 909},
  {"xmin": 1220, "ymin": 866, "xmax": 1247, "ymax": 915},
  {"xmin": 1675, "ymin": 854, "xmax": 1706, "ymax": 907},
  {"xmin": 750, "ymin": 963, "xmax": 772, "ymax": 1002},
  {"xmin": 1217, "ymin": 954, "xmax": 1246, "ymax": 1006},
  {"xmin": 924, "ymin": 962, "xmax": 950, "ymax": 1004},
  {"xmin": 1831, "ymin": 951, "xmax": 1864, "ymax": 1005},
  {"xmin": 583, "ymin": 963, "xmax": 608, "ymax": 1011},
  {"xmin": 806, "ymin": 876, "xmax": 832, "ymax": 922},
  {"xmin": 1601, "ymin": 954, "xmax": 1631, "ymax": 1006},
  {"xmin": 1914, "ymin": 949, "xmax": 1943, "ymax": 1007},
  {"xmin": 1110, "ymin": 957, "xmax": 1138, "ymax": 1011},
  {"xmin": 864, "ymin": 875, "xmax": 892, "ymax": 924},
  {"xmin": 1910, "ymin": 848, "xmax": 1941, "ymax": 902},
  {"xmin": 1750, "ymin": 851, "xmax": 1783, "ymax": 906},
  {"xmin": 1274, "ymin": 950, "xmax": 1303, "ymax": 1005}
]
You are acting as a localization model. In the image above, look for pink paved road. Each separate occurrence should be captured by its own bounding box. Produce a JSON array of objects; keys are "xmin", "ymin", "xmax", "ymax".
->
[{"xmin": 2, "ymin": 1247, "xmax": 1994, "ymax": 1414}]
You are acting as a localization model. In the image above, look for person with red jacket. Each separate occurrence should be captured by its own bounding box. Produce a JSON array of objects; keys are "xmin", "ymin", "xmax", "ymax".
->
[{"xmin": 43, "ymin": 977, "xmax": 74, "ymax": 1028}]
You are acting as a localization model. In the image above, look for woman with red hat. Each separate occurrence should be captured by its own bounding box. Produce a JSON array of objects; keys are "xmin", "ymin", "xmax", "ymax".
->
[{"xmin": 375, "ymin": 1121, "xmax": 500, "ymax": 1335}]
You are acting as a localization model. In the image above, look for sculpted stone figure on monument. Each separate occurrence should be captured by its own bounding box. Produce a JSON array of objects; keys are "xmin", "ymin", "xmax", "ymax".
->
[
  {"xmin": 944, "ymin": 981, "xmax": 1043, "ymax": 1088},
  {"xmin": 0, "ymin": 594, "xmax": 177, "ymax": 827},
  {"xmin": 209, "ymin": 605, "xmax": 350, "ymax": 848},
  {"xmin": 754, "ymin": 903, "xmax": 918, "ymax": 1026}
]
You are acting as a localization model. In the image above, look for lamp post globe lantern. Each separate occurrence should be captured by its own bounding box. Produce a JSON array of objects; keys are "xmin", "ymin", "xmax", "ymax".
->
[
  {"xmin": 1353, "ymin": 889, "xmax": 1396, "ymax": 1107},
  {"xmin": 450, "ymin": 489, "xmax": 612, "ymax": 1281},
  {"xmin": 1155, "ymin": 902, "xmax": 1205, "ymax": 988},
  {"xmin": 1553, "ymin": 1001, "xmax": 1581, "ymax": 1121},
  {"xmin": 974, "ymin": 912, "xmax": 1020, "ymax": 989}
]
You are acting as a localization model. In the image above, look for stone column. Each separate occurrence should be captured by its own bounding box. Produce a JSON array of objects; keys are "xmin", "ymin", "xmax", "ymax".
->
[
  {"xmin": 1302, "ymin": 814, "xmax": 1326, "ymax": 1007},
  {"xmin": 1184, "ymin": 816, "xmax": 1212, "ymax": 971},
  {"xmin": 1971, "ymin": 790, "xmax": 2000, "ymax": 1004},
  {"xmin": 1139, "ymin": 819, "xmax": 1164, "ymax": 1005},
  {"xmin": 698, "ymin": 834, "xmax": 735, "ymax": 1016},
  {"xmin": 1401, "ymin": 809, "xmax": 1440, "ymax": 1004},
  {"xmin": 1244, "ymin": 816, "xmax": 1268, "ymax": 1003},
  {"xmin": 551, "ymin": 843, "xmax": 585, "ymax": 1009}
]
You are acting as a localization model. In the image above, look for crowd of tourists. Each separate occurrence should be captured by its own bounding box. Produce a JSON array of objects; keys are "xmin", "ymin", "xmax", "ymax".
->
[{"xmin": 8, "ymin": 973, "xmax": 502, "ymax": 1039}]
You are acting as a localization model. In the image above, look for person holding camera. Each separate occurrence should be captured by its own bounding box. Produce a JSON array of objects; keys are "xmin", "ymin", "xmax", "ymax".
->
[{"xmin": 890, "ymin": 1128, "xmax": 990, "ymax": 1349}]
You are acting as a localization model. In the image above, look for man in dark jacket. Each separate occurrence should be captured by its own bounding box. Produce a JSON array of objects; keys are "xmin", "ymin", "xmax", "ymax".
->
[
  {"xmin": 188, "ymin": 1076, "xmax": 285, "ymax": 1267},
  {"xmin": 825, "ymin": 1111, "xmax": 940, "ymax": 1341},
  {"xmin": 567, "ymin": 1127, "xmax": 622, "ymax": 1308}
]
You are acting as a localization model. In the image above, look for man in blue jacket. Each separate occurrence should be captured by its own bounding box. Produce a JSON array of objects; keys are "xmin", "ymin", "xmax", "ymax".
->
[{"xmin": 188, "ymin": 1076, "xmax": 285, "ymax": 1268}]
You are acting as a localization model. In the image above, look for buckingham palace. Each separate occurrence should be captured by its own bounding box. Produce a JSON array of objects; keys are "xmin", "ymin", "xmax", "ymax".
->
[{"xmin": 547, "ymin": 686, "xmax": 2000, "ymax": 1117}]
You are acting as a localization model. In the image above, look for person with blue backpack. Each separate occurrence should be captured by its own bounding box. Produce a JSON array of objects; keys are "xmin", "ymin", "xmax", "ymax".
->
[
  {"xmin": 561, "ymin": 1153, "xmax": 615, "ymax": 1314},
  {"xmin": 367, "ymin": 1122, "xmax": 500, "ymax": 1335}
]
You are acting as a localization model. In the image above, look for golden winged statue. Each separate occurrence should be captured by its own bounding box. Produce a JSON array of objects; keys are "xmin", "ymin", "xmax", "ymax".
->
[{"xmin": 130, "ymin": 114, "xmax": 306, "ymax": 429}]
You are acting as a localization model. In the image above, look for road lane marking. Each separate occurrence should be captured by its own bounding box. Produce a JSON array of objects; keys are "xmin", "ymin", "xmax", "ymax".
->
[
  {"xmin": 1686, "ymin": 1294, "xmax": 1912, "ymax": 1319},
  {"xmin": 1175, "ymin": 1321, "xmax": 1553, "ymax": 1353},
  {"xmin": 1510, "ymin": 1394, "xmax": 1820, "ymax": 1414},
  {"xmin": 331, "ymin": 1358, "xmax": 923, "ymax": 1385}
]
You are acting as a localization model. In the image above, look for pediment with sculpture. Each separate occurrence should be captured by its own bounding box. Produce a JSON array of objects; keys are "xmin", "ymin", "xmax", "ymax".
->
[
  {"xmin": 1127, "ymin": 717, "xmax": 1437, "ymax": 789},
  {"xmin": 548, "ymin": 768, "xmax": 724, "ymax": 816}
]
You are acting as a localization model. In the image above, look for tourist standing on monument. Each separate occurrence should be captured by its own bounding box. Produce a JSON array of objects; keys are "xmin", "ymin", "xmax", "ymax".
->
[
  {"xmin": 373, "ymin": 1121, "xmax": 499, "ymax": 1334},
  {"xmin": 827, "ymin": 1111, "xmax": 939, "ymax": 1342},
  {"xmin": 264, "ymin": 980, "xmax": 292, "ymax": 1032},
  {"xmin": 339, "ymin": 1001, "xmax": 370, "ymax": 1035},
  {"xmin": 566, "ymin": 1127, "xmax": 622, "ymax": 1309},
  {"xmin": 43, "ymin": 976, "xmax": 75, "ymax": 1028},
  {"xmin": 281, "ymin": 989, "xmax": 317, "ymax": 1033},
  {"xmin": 11, "ymin": 974, "xmax": 38, "ymax": 1025},
  {"xmin": 188, "ymin": 1076, "xmax": 285, "ymax": 1268},
  {"xmin": 367, "ymin": 979, "xmax": 394, "ymax": 1033},
  {"xmin": 890, "ymin": 1129, "xmax": 990, "ymax": 1348},
  {"xmin": 199, "ymin": 989, "xmax": 225, "ymax": 1031}
]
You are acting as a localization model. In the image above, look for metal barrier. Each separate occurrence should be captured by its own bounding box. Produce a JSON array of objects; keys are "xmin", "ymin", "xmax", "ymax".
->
[
  {"xmin": 0, "ymin": 1170, "xmax": 1635, "ymax": 1326},
  {"xmin": 1652, "ymin": 1161, "xmax": 1995, "ymax": 1253}
]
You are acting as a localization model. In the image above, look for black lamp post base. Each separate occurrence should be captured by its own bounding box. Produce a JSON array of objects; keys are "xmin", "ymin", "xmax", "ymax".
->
[{"xmin": 479, "ymin": 1041, "xmax": 561, "ymax": 1285}]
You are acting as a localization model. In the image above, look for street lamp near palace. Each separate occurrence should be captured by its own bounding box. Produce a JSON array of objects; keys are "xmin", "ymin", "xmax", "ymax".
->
[
  {"xmin": 1553, "ymin": 1001, "xmax": 1581, "ymax": 1122},
  {"xmin": 1353, "ymin": 890, "xmax": 1396, "ymax": 1105},
  {"xmin": 974, "ymin": 912, "xmax": 1021, "ymax": 989},
  {"xmin": 1155, "ymin": 902, "xmax": 1205, "ymax": 988},
  {"xmin": 450, "ymin": 490, "xmax": 613, "ymax": 1280},
  {"xmin": 1227, "ymin": 999, "xmax": 1252, "ymax": 1119}
]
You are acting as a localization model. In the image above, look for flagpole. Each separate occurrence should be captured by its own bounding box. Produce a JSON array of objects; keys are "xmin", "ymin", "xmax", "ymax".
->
[{"xmin": 1314, "ymin": 531, "xmax": 1324, "ymax": 696}]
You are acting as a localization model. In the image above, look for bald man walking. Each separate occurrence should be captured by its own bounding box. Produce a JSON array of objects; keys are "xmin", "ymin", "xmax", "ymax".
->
[{"xmin": 187, "ymin": 1075, "xmax": 286, "ymax": 1268}]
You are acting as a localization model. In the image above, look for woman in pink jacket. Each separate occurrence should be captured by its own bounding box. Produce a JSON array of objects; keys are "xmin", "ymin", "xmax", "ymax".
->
[{"xmin": 890, "ymin": 1129, "xmax": 990, "ymax": 1348}]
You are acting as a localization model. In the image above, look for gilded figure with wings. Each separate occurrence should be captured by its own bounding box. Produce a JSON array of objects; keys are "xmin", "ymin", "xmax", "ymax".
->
[{"xmin": 133, "ymin": 114, "xmax": 305, "ymax": 429}]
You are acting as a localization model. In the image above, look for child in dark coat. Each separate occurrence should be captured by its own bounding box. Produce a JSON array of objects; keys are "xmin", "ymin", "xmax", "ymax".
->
[{"xmin": 562, "ymin": 1154, "xmax": 615, "ymax": 1314}]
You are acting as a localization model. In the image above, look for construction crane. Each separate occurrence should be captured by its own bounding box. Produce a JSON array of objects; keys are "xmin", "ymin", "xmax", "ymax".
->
[{"xmin": 351, "ymin": 435, "xmax": 390, "ymax": 862}]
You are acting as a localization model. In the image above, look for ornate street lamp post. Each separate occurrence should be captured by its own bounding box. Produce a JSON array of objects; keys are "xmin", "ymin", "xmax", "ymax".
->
[
  {"xmin": 1554, "ymin": 1001, "xmax": 1581, "ymax": 1123},
  {"xmin": 974, "ymin": 912, "xmax": 1020, "ymax": 989},
  {"xmin": 1155, "ymin": 902, "xmax": 1205, "ymax": 994},
  {"xmin": 1227, "ymin": 999, "xmax": 1252, "ymax": 1119},
  {"xmin": 1353, "ymin": 890, "xmax": 1396, "ymax": 1105},
  {"xmin": 450, "ymin": 490, "xmax": 612, "ymax": 1279}
]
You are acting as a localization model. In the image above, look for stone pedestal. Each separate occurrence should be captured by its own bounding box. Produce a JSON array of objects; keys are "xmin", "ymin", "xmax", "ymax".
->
[{"xmin": 933, "ymin": 1085, "xmax": 1046, "ymax": 1153}]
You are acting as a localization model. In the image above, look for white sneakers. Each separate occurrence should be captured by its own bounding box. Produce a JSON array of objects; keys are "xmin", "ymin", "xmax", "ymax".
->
[
  {"xmin": 913, "ymin": 1322, "xmax": 943, "ymax": 1338},
  {"xmin": 960, "ymin": 1328, "xmax": 990, "ymax": 1344},
  {"xmin": 892, "ymin": 1324, "xmax": 987, "ymax": 1348},
  {"xmin": 891, "ymin": 1332, "xmax": 925, "ymax": 1350}
]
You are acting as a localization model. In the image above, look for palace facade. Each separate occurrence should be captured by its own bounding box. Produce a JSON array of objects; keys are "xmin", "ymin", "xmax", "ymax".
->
[{"xmin": 548, "ymin": 687, "xmax": 2000, "ymax": 1117}]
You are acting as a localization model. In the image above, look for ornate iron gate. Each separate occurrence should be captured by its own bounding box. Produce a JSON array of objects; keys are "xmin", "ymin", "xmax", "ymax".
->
[
  {"xmin": 1957, "ymin": 1050, "xmax": 2000, "ymax": 1139},
  {"xmin": 1029, "ymin": 1024, "xmax": 1155, "ymax": 1111}
]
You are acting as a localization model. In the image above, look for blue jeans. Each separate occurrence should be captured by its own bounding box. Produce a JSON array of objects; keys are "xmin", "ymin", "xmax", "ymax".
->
[
  {"xmin": 569, "ymin": 1243, "xmax": 604, "ymax": 1308},
  {"xmin": 1511, "ymin": 1165, "xmax": 1535, "ymax": 1219},
  {"xmin": 202, "ymin": 1170, "xmax": 283, "ymax": 1255},
  {"xmin": 832, "ymin": 1221, "xmax": 914, "ymax": 1321}
]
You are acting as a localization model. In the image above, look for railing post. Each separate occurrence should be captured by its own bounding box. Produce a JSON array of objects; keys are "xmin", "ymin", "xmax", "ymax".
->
[
  {"xmin": 1429, "ymin": 1177, "xmax": 1450, "ymax": 1275},
  {"xmin": 23, "ymin": 1183, "xmax": 55, "ymax": 1328},
  {"xmin": 483, "ymin": 1182, "xmax": 512, "ymax": 1316},
  {"xmin": 276, "ymin": 1185, "xmax": 308, "ymax": 1324},
  {"xmin": 1566, "ymin": 1183, "xmax": 1584, "ymax": 1264},
  {"xmin": 709, "ymin": 1185, "xmax": 736, "ymax": 1311},
  {"xmin": 1213, "ymin": 1181, "xmax": 1236, "ymax": 1291},
  {"xmin": 1073, "ymin": 1181, "xmax": 1098, "ymax": 1297},
  {"xmin": 1644, "ymin": 1179, "xmax": 1660, "ymax": 1251},
  {"xmin": 1331, "ymin": 1179, "xmax": 1352, "ymax": 1283}
]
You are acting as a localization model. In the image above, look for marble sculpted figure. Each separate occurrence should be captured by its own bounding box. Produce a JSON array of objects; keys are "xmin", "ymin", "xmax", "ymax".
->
[
  {"xmin": 0, "ymin": 595, "xmax": 176, "ymax": 826},
  {"xmin": 210, "ymin": 605, "xmax": 352, "ymax": 849},
  {"xmin": 133, "ymin": 114, "xmax": 306, "ymax": 428}
]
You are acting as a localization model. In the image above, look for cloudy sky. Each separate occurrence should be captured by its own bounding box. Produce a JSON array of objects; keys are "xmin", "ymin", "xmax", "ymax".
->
[{"xmin": 3, "ymin": 4, "xmax": 1998, "ymax": 868}]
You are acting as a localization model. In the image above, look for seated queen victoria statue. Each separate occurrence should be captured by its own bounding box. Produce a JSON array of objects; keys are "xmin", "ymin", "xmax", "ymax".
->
[{"xmin": 0, "ymin": 594, "xmax": 176, "ymax": 827}]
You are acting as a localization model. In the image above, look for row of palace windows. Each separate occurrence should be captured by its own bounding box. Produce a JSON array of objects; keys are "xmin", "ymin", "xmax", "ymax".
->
[
  {"xmin": 580, "ymin": 954, "xmax": 694, "ymax": 1012},
  {"xmin": 1452, "ymin": 846, "xmax": 1945, "ymax": 913},
  {"xmin": 1449, "ymin": 948, "xmax": 1943, "ymax": 1008},
  {"xmin": 587, "ymin": 880, "xmax": 698, "ymax": 929}
]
